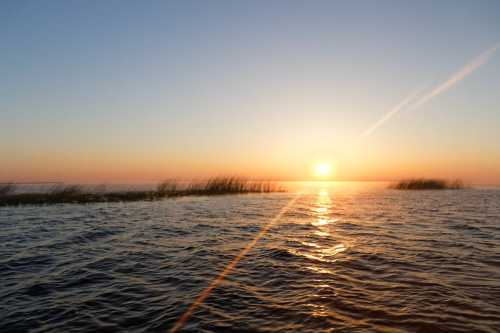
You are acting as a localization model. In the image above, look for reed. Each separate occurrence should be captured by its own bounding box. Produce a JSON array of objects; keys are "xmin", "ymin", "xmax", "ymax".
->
[
  {"xmin": 0, "ymin": 183, "xmax": 17, "ymax": 196},
  {"xmin": 0, "ymin": 177, "xmax": 285, "ymax": 206},
  {"xmin": 186, "ymin": 177, "xmax": 281, "ymax": 195},
  {"xmin": 390, "ymin": 178, "xmax": 465, "ymax": 190}
]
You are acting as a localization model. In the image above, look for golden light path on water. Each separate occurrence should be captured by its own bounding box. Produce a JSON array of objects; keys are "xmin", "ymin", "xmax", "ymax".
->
[
  {"xmin": 169, "ymin": 184, "xmax": 351, "ymax": 332},
  {"xmin": 169, "ymin": 193, "xmax": 302, "ymax": 333},
  {"xmin": 296, "ymin": 187, "xmax": 347, "ymax": 265}
]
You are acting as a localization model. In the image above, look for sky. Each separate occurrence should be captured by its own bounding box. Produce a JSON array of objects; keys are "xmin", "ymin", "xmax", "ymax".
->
[{"xmin": 1, "ymin": 0, "xmax": 500, "ymax": 184}]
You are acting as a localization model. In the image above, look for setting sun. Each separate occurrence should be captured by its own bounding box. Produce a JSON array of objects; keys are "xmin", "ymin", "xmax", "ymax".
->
[{"xmin": 314, "ymin": 163, "xmax": 333, "ymax": 178}]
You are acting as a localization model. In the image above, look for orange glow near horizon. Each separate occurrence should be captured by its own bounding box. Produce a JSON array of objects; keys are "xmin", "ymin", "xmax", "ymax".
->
[
  {"xmin": 2, "ymin": 154, "xmax": 500, "ymax": 185},
  {"xmin": 2, "ymin": 146, "xmax": 500, "ymax": 185}
]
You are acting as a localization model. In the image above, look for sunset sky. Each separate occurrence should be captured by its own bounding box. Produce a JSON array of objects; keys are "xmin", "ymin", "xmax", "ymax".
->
[{"xmin": 2, "ymin": 1, "xmax": 500, "ymax": 184}]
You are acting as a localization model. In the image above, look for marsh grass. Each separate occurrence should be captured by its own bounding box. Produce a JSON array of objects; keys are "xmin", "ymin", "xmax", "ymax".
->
[
  {"xmin": 0, "ymin": 183, "xmax": 16, "ymax": 196},
  {"xmin": 390, "ymin": 178, "xmax": 465, "ymax": 190},
  {"xmin": 0, "ymin": 177, "xmax": 285, "ymax": 206},
  {"xmin": 186, "ymin": 177, "xmax": 280, "ymax": 195}
]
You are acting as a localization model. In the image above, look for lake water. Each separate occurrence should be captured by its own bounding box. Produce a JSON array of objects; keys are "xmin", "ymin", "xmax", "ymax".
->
[{"xmin": 1, "ymin": 182, "xmax": 500, "ymax": 332}]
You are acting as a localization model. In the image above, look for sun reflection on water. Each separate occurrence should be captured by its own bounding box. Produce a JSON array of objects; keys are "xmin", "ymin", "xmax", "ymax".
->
[
  {"xmin": 312, "ymin": 188, "xmax": 334, "ymax": 228},
  {"xmin": 312, "ymin": 218, "xmax": 329, "ymax": 226},
  {"xmin": 314, "ymin": 230, "xmax": 330, "ymax": 237},
  {"xmin": 320, "ymin": 243, "xmax": 347, "ymax": 256},
  {"xmin": 315, "ymin": 207, "xmax": 328, "ymax": 214},
  {"xmin": 284, "ymin": 187, "xmax": 349, "ymax": 264},
  {"xmin": 289, "ymin": 187, "xmax": 350, "ymax": 263}
]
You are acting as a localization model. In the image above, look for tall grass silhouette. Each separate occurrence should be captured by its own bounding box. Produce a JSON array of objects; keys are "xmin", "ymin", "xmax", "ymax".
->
[
  {"xmin": 390, "ymin": 178, "xmax": 465, "ymax": 190},
  {"xmin": 0, "ymin": 183, "xmax": 16, "ymax": 196},
  {"xmin": 0, "ymin": 177, "xmax": 285, "ymax": 206}
]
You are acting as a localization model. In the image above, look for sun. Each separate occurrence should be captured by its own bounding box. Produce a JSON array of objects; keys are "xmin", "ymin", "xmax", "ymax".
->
[{"xmin": 314, "ymin": 162, "xmax": 332, "ymax": 178}]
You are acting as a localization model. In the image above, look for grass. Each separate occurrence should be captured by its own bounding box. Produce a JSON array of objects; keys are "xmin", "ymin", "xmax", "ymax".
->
[
  {"xmin": 0, "ymin": 183, "xmax": 16, "ymax": 196},
  {"xmin": 390, "ymin": 178, "xmax": 465, "ymax": 190},
  {"xmin": 0, "ymin": 177, "xmax": 285, "ymax": 206}
]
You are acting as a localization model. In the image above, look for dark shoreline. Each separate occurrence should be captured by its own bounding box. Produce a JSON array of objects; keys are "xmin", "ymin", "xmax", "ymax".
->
[
  {"xmin": 0, "ymin": 178, "xmax": 285, "ymax": 207},
  {"xmin": 390, "ymin": 178, "xmax": 466, "ymax": 190}
]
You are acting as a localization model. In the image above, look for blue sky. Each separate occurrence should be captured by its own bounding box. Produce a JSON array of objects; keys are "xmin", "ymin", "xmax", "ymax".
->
[{"xmin": 1, "ymin": 1, "xmax": 500, "ymax": 183}]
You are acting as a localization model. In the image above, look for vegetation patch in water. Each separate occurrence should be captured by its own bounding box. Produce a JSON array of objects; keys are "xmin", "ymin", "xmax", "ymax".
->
[
  {"xmin": 0, "ymin": 177, "xmax": 285, "ymax": 206},
  {"xmin": 390, "ymin": 178, "xmax": 465, "ymax": 190}
]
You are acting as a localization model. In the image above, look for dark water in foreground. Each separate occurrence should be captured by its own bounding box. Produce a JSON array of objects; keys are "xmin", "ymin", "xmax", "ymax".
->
[{"xmin": 1, "ymin": 182, "xmax": 500, "ymax": 332}]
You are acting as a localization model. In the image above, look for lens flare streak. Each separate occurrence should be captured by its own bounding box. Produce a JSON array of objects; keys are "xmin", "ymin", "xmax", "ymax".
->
[
  {"xmin": 168, "ymin": 194, "xmax": 301, "ymax": 333},
  {"xmin": 360, "ymin": 42, "xmax": 499, "ymax": 140}
]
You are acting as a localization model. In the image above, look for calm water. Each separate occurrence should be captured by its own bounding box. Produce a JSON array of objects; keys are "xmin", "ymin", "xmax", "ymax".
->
[{"xmin": 1, "ymin": 182, "xmax": 500, "ymax": 332}]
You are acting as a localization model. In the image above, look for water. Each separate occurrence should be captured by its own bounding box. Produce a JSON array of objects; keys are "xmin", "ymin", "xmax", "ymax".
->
[{"xmin": 1, "ymin": 182, "xmax": 500, "ymax": 332}]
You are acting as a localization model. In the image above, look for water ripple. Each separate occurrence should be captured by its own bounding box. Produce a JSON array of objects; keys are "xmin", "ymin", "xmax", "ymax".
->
[{"xmin": 1, "ymin": 188, "xmax": 500, "ymax": 332}]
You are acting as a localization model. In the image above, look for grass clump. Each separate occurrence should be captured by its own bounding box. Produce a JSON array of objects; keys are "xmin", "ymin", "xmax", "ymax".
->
[
  {"xmin": 156, "ymin": 180, "xmax": 178, "ymax": 196},
  {"xmin": 0, "ymin": 183, "xmax": 16, "ymax": 196},
  {"xmin": 50, "ymin": 184, "xmax": 83, "ymax": 197},
  {"xmin": 0, "ymin": 177, "xmax": 285, "ymax": 206},
  {"xmin": 390, "ymin": 178, "xmax": 465, "ymax": 190},
  {"xmin": 187, "ymin": 177, "xmax": 282, "ymax": 195}
]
